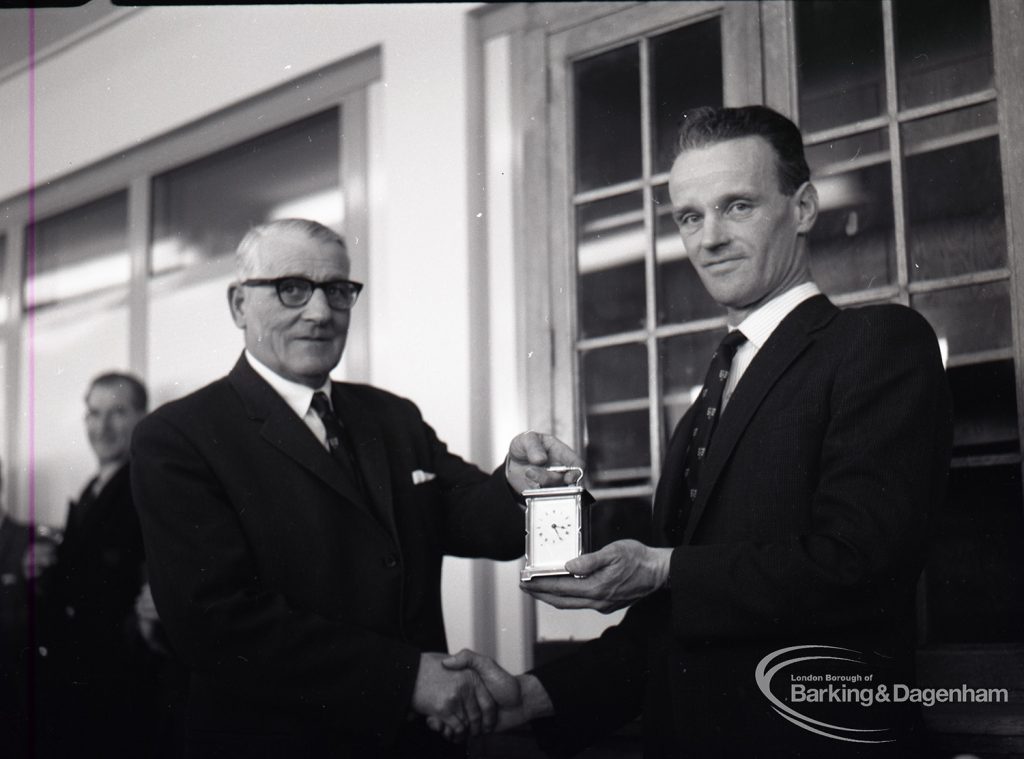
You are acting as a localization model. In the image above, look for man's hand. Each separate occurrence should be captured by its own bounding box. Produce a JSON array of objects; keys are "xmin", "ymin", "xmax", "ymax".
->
[
  {"xmin": 21, "ymin": 540, "xmax": 57, "ymax": 581},
  {"xmin": 135, "ymin": 583, "xmax": 170, "ymax": 656},
  {"xmin": 428, "ymin": 650, "xmax": 554, "ymax": 739},
  {"xmin": 505, "ymin": 432, "xmax": 584, "ymax": 494},
  {"xmin": 521, "ymin": 539, "xmax": 673, "ymax": 613},
  {"xmin": 411, "ymin": 652, "xmax": 496, "ymax": 741}
]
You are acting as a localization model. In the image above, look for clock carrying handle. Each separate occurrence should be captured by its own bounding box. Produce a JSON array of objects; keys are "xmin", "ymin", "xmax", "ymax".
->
[{"xmin": 545, "ymin": 465, "xmax": 584, "ymax": 486}]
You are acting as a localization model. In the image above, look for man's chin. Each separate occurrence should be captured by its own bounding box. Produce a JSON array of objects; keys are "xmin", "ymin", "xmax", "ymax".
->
[{"xmin": 295, "ymin": 359, "xmax": 343, "ymax": 384}]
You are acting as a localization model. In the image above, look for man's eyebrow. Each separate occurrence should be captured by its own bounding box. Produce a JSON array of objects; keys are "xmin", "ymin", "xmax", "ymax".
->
[
  {"xmin": 672, "ymin": 203, "xmax": 699, "ymax": 218},
  {"xmin": 720, "ymin": 191, "xmax": 758, "ymax": 204},
  {"xmin": 674, "ymin": 191, "xmax": 759, "ymax": 216}
]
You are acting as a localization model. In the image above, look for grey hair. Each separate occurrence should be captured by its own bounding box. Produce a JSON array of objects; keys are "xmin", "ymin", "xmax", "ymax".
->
[{"xmin": 234, "ymin": 219, "xmax": 347, "ymax": 279}]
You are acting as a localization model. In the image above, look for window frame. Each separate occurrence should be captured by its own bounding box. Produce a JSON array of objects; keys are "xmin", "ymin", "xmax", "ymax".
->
[
  {"xmin": 0, "ymin": 47, "xmax": 380, "ymax": 516},
  {"xmin": 500, "ymin": 0, "xmax": 1024, "ymax": 649},
  {"xmin": 500, "ymin": 0, "xmax": 762, "ymax": 643},
  {"xmin": 548, "ymin": 1, "xmax": 761, "ymax": 494}
]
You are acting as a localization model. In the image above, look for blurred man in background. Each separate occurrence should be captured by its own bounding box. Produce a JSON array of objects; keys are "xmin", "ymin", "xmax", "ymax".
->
[{"xmin": 27, "ymin": 372, "xmax": 165, "ymax": 758}]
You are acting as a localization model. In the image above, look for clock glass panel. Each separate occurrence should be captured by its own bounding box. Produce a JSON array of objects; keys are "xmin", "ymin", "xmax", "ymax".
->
[{"xmin": 529, "ymin": 496, "xmax": 579, "ymax": 569}]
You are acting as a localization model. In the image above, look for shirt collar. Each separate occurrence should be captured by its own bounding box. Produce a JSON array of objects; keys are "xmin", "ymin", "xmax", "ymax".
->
[
  {"xmin": 733, "ymin": 282, "xmax": 821, "ymax": 348},
  {"xmin": 245, "ymin": 350, "xmax": 333, "ymax": 418}
]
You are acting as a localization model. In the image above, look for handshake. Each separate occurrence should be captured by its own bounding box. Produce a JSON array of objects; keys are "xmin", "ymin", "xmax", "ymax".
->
[
  {"xmin": 408, "ymin": 429, "xmax": 678, "ymax": 741},
  {"xmin": 408, "ymin": 537, "xmax": 677, "ymax": 741},
  {"xmin": 411, "ymin": 650, "xmax": 551, "ymax": 742}
]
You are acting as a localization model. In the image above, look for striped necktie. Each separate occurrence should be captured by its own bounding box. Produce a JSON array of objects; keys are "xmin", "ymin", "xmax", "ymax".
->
[{"xmin": 680, "ymin": 329, "xmax": 747, "ymax": 522}]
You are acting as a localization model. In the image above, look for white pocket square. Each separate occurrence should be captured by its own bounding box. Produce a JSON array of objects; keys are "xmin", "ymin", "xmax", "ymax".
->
[{"xmin": 412, "ymin": 469, "xmax": 436, "ymax": 485}]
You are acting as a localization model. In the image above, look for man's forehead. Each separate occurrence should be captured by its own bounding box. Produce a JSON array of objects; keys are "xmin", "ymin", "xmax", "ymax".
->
[
  {"xmin": 86, "ymin": 383, "xmax": 134, "ymax": 408},
  {"xmin": 669, "ymin": 137, "xmax": 779, "ymax": 200},
  {"xmin": 252, "ymin": 230, "xmax": 348, "ymax": 271}
]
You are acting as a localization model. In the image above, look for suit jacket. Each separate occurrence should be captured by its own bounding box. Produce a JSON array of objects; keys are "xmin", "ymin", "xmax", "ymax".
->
[
  {"xmin": 533, "ymin": 296, "xmax": 953, "ymax": 758},
  {"xmin": 37, "ymin": 464, "xmax": 147, "ymax": 671},
  {"xmin": 34, "ymin": 462, "xmax": 157, "ymax": 757},
  {"xmin": 130, "ymin": 355, "xmax": 524, "ymax": 757}
]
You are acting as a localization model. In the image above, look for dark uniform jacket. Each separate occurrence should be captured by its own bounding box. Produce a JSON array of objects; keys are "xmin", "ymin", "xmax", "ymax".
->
[
  {"xmin": 130, "ymin": 355, "xmax": 524, "ymax": 757},
  {"xmin": 533, "ymin": 296, "xmax": 953, "ymax": 758},
  {"xmin": 35, "ymin": 462, "xmax": 155, "ymax": 757}
]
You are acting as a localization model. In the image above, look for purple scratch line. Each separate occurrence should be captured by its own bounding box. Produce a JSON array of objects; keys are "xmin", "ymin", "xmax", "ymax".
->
[{"xmin": 25, "ymin": 8, "xmax": 39, "ymax": 756}]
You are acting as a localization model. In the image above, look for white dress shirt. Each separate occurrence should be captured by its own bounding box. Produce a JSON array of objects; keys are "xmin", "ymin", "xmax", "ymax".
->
[
  {"xmin": 245, "ymin": 350, "xmax": 334, "ymax": 450},
  {"xmin": 722, "ymin": 282, "xmax": 822, "ymax": 409}
]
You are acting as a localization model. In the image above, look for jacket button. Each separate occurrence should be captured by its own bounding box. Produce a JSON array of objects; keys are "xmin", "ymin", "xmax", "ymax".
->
[{"xmin": 383, "ymin": 555, "xmax": 399, "ymax": 569}]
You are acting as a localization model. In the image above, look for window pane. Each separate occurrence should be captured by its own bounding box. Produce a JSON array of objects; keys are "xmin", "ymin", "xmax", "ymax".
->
[
  {"xmin": 0, "ymin": 338, "xmax": 6, "ymax": 474},
  {"xmin": 807, "ymin": 131, "xmax": 895, "ymax": 295},
  {"xmin": 928, "ymin": 463, "xmax": 1024, "ymax": 643},
  {"xmin": 654, "ymin": 184, "xmax": 725, "ymax": 324},
  {"xmin": 659, "ymin": 329, "xmax": 726, "ymax": 435},
  {"xmin": 587, "ymin": 496, "xmax": 652, "ymax": 551},
  {"xmin": 933, "ymin": 360, "xmax": 1023, "ymax": 642},
  {"xmin": 577, "ymin": 191, "xmax": 646, "ymax": 338},
  {"xmin": 574, "ymin": 43, "xmax": 641, "ymax": 192},
  {"xmin": 947, "ymin": 360, "xmax": 1019, "ymax": 458},
  {"xmin": 0, "ymin": 234, "xmax": 7, "ymax": 322},
  {"xmin": 148, "ymin": 273, "xmax": 245, "ymax": 407},
  {"xmin": 902, "ymin": 104, "xmax": 1006, "ymax": 281},
  {"xmin": 151, "ymin": 108, "xmax": 341, "ymax": 275},
  {"xmin": 650, "ymin": 18, "xmax": 722, "ymax": 174},
  {"xmin": 911, "ymin": 281, "xmax": 1012, "ymax": 361},
  {"xmin": 20, "ymin": 297, "xmax": 129, "ymax": 527},
  {"xmin": 796, "ymin": 0, "xmax": 886, "ymax": 133},
  {"xmin": 584, "ymin": 410, "xmax": 650, "ymax": 487},
  {"xmin": 580, "ymin": 343, "xmax": 648, "ymax": 405},
  {"xmin": 895, "ymin": 0, "xmax": 993, "ymax": 110},
  {"xmin": 24, "ymin": 191, "xmax": 129, "ymax": 310}
]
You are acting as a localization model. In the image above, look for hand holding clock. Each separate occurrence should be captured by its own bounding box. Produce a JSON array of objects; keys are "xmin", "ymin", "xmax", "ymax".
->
[
  {"xmin": 504, "ymin": 431, "xmax": 584, "ymax": 494},
  {"xmin": 520, "ymin": 539, "xmax": 674, "ymax": 613}
]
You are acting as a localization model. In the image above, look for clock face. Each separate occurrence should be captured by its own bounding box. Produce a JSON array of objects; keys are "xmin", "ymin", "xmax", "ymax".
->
[{"xmin": 527, "ymin": 495, "xmax": 580, "ymax": 571}]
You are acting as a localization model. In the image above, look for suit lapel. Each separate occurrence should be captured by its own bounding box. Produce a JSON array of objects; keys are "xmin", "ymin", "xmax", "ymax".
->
[
  {"xmin": 228, "ymin": 356, "xmax": 372, "ymax": 518},
  {"xmin": 70, "ymin": 466, "xmax": 126, "ymax": 532},
  {"xmin": 681, "ymin": 295, "xmax": 839, "ymax": 544},
  {"xmin": 332, "ymin": 384, "xmax": 397, "ymax": 539}
]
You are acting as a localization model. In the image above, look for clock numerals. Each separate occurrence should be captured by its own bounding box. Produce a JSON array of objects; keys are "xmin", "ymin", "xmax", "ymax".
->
[{"xmin": 522, "ymin": 487, "xmax": 585, "ymax": 581}]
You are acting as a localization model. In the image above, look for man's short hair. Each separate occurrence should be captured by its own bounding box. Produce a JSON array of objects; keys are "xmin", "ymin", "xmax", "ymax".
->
[
  {"xmin": 235, "ymin": 219, "xmax": 347, "ymax": 280},
  {"xmin": 88, "ymin": 372, "xmax": 148, "ymax": 412},
  {"xmin": 674, "ymin": 105, "xmax": 811, "ymax": 196}
]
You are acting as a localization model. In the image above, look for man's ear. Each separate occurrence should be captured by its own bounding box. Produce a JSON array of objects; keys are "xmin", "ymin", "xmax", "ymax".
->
[
  {"xmin": 227, "ymin": 283, "xmax": 246, "ymax": 328},
  {"xmin": 794, "ymin": 181, "xmax": 819, "ymax": 235}
]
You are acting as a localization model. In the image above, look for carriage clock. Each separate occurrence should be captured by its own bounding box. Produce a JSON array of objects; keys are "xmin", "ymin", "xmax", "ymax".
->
[{"xmin": 521, "ymin": 466, "xmax": 589, "ymax": 581}]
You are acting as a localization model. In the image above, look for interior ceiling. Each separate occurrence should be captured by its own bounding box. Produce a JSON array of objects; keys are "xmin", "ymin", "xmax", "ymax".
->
[{"xmin": 0, "ymin": 2, "xmax": 121, "ymax": 76}]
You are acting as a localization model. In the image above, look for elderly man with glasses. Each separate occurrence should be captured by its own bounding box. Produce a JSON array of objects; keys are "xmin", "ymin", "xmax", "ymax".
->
[{"xmin": 130, "ymin": 218, "xmax": 579, "ymax": 758}]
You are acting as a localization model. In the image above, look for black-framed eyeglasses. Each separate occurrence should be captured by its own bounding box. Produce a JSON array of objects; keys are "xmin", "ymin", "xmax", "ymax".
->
[{"xmin": 241, "ymin": 277, "xmax": 364, "ymax": 310}]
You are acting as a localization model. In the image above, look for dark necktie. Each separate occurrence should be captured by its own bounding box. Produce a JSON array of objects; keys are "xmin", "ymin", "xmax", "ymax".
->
[
  {"xmin": 681, "ymin": 329, "xmax": 747, "ymax": 515},
  {"xmin": 310, "ymin": 391, "xmax": 365, "ymax": 495}
]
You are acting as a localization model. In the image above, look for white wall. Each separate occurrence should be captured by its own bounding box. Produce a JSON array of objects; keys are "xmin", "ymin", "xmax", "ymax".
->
[{"xmin": 0, "ymin": 3, "xmax": 526, "ymax": 661}]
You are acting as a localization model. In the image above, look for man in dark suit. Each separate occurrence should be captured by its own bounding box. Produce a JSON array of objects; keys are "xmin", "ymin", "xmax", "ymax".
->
[
  {"xmin": 447, "ymin": 106, "xmax": 953, "ymax": 757},
  {"xmin": 129, "ymin": 218, "xmax": 578, "ymax": 758},
  {"xmin": 28, "ymin": 372, "xmax": 161, "ymax": 757}
]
